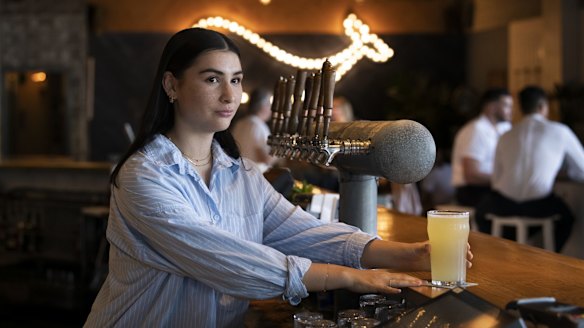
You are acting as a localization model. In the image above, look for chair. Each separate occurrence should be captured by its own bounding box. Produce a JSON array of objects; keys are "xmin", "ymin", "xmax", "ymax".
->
[
  {"xmin": 485, "ymin": 214, "xmax": 559, "ymax": 251},
  {"xmin": 434, "ymin": 204, "xmax": 478, "ymax": 232}
]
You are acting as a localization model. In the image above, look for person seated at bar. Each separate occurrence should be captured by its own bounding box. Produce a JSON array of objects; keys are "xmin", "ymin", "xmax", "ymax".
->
[
  {"xmin": 451, "ymin": 88, "xmax": 513, "ymax": 207},
  {"xmin": 331, "ymin": 95, "xmax": 355, "ymax": 123},
  {"xmin": 83, "ymin": 28, "xmax": 473, "ymax": 328},
  {"xmin": 390, "ymin": 181, "xmax": 423, "ymax": 215},
  {"xmin": 475, "ymin": 86, "xmax": 584, "ymax": 252},
  {"xmin": 231, "ymin": 87, "xmax": 278, "ymax": 173},
  {"xmin": 420, "ymin": 148, "xmax": 455, "ymax": 211}
]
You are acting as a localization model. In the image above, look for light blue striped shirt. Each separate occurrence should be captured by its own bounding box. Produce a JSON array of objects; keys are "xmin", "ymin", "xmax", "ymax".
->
[{"xmin": 84, "ymin": 134, "xmax": 376, "ymax": 328}]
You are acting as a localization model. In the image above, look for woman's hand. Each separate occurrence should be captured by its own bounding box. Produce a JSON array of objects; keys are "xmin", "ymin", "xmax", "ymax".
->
[
  {"xmin": 302, "ymin": 263, "xmax": 425, "ymax": 295},
  {"xmin": 303, "ymin": 243, "xmax": 473, "ymax": 295},
  {"xmin": 397, "ymin": 241, "xmax": 474, "ymax": 270},
  {"xmin": 360, "ymin": 240, "xmax": 473, "ymax": 272},
  {"xmin": 343, "ymin": 269, "xmax": 425, "ymax": 294}
]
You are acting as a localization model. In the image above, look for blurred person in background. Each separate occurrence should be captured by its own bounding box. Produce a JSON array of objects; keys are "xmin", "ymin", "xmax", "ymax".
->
[
  {"xmin": 231, "ymin": 87, "xmax": 278, "ymax": 173},
  {"xmin": 475, "ymin": 86, "xmax": 584, "ymax": 252},
  {"xmin": 332, "ymin": 96, "xmax": 355, "ymax": 122},
  {"xmin": 451, "ymin": 88, "xmax": 513, "ymax": 207},
  {"xmin": 420, "ymin": 148, "xmax": 455, "ymax": 211}
]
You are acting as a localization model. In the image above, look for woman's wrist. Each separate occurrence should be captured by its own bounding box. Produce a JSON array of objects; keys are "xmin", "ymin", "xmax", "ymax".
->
[
  {"xmin": 328, "ymin": 265, "xmax": 355, "ymax": 290},
  {"xmin": 312, "ymin": 264, "xmax": 353, "ymax": 292}
]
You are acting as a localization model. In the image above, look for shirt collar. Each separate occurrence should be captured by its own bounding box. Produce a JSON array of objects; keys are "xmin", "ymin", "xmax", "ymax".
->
[
  {"xmin": 143, "ymin": 134, "xmax": 241, "ymax": 175},
  {"xmin": 211, "ymin": 139, "xmax": 240, "ymax": 172}
]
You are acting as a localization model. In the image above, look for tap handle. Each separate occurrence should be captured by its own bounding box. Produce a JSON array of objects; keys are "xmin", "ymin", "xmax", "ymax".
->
[
  {"xmin": 321, "ymin": 60, "xmax": 336, "ymax": 139},
  {"xmin": 269, "ymin": 78, "xmax": 282, "ymax": 134},
  {"xmin": 288, "ymin": 70, "xmax": 307, "ymax": 135},
  {"xmin": 281, "ymin": 75, "xmax": 296, "ymax": 136},
  {"xmin": 305, "ymin": 72, "xmax": 321, "ymax": 137},
  {"xmin": 314, "ymin": 60, "xmax": 328, "ymax": 138},
  {"xmin": 298, "ymin": 73, "xmax": 314, "ymax": 136},
  {"xmin": 275, "ymin": 77, "xmax": 288, "ymax": 136}
]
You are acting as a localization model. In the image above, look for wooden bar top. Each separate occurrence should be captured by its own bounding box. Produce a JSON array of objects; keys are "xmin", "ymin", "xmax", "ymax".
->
[
  {"xmin": 378, "ymin": 208, "xmax": 584, "ymax": 308},
  {"xmin": 245, "ymin": 208, "xmax": 584, "ymax": 327}
]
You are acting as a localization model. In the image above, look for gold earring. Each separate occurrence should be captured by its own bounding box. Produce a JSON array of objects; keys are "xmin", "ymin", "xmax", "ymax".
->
[{"xmin": 169, "ymin": 95, "xmax": 175, "ymax": 104}]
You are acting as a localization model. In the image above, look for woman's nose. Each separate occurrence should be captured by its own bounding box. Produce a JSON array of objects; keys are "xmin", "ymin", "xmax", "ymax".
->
[{"xmin": 220, "ymin": 84, "xmax": 236, "ymax": 103}]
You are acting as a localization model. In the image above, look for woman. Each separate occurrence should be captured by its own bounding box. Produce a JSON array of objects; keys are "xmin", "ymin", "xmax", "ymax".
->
[{"xmin": 85, "ymin": 28, "xmax": 471, "ymax": 327}]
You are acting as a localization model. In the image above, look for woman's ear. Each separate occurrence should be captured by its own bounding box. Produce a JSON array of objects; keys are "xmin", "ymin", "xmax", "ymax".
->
[{"xmin": 162, "ymin": 71, "xmax": 176, "ymax": 98}]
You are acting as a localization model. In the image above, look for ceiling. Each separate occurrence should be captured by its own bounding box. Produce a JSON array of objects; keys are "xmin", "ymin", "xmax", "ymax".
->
[{"xmin": 88, "ymin": 0, "xmax": 455, "ymax": 34}]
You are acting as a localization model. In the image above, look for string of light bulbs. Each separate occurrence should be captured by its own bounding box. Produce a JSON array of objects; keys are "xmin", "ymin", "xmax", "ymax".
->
[{"xmin": 193, "ymin": 14, "xmax": 393, "ymax": 81}]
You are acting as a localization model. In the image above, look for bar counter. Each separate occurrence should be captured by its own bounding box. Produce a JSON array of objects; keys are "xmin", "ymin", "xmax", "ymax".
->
[
  {"xmin": 245, "ymin": 208, "xmax": 584, "ymax": 326},
  {"xmin": 377, "ymin": 208, "xmax": 584, "ymax": 308}
]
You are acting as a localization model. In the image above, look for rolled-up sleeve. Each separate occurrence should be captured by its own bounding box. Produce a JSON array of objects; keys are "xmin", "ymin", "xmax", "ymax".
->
[{"xmin": 284, "ymin": 256, "xmax": 311, "ymax": 305}]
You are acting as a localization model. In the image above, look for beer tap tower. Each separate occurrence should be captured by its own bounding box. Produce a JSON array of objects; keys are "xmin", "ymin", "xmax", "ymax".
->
[{"xmin": 268, "ymin": 61, "xmax": 436, "ymax": 234}]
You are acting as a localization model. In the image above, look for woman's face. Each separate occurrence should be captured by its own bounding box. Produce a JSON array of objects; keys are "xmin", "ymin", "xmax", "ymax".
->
[{"xmin": 170, "ymin": 50, "xmax": 243, "ymax": 135}]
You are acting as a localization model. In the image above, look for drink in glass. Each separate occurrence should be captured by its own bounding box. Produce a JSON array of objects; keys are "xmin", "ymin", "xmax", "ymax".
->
[{"xmin": 427, "ymin": 210, "xmax": 469, "ymax": 287}]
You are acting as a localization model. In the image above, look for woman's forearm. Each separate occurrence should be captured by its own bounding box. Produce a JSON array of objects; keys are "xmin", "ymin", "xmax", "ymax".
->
[
  {"xmin": 302, "ymin": 263, "xmax": 351, "ymax": 292},
  {"xmin": 360, "ymin": 240, "xmax": 430, "ymax": 271}
]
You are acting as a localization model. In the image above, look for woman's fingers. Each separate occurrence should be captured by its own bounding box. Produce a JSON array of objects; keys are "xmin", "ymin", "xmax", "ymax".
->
[
  {"xmin": 379, "ymin": 275, "xmax": 424, "ymax": 294},
  {"xmin": 387, "ymin": 277, "xmax": 424, "ymax": 288},
  {"xmin": 351, "ymin": 269, "xmax": 425, "ymax": 295},
  {"xmin": 380, "ymin": 272, "xmax": 424, "ymax": 290}
]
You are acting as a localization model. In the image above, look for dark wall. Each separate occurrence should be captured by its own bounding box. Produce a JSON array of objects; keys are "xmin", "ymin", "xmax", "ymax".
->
[
  {"xmin": 90, "ymin": 32, "xmax": 466, "ymax": 161},
  {"xmin": 90, "ymin": 33, "xmax": 169, "ymax": 161}
]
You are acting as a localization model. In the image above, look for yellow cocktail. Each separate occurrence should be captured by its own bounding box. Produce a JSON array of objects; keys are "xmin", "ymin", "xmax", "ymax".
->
[{"xmin": 427, "ymin": 210, "xmax": 469, "ymax": 287}]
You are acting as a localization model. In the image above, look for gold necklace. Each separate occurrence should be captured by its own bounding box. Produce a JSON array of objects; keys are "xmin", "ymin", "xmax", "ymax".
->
[
  {"xmin": 182, "ymin": 151, "xmax": 212, "ymax": 167},
  {"xmin": 166, "ymin": 135, "xmax": 212, "ymax": 167}
]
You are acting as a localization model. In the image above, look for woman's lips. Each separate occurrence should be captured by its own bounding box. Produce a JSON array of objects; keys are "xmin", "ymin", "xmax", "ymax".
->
[{"xmin": 216, "ymin": 110, "xmax": 234, "ymax": 118}]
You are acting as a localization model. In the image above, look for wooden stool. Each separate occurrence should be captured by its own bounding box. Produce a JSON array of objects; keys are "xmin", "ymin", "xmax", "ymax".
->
[
  {"xmin": 485, "ymin": 214, "xmax": 559, "ymax": 251},
  {"xmin": 434, "ymin": 204, "xmax": 478, "ymax": 232}
]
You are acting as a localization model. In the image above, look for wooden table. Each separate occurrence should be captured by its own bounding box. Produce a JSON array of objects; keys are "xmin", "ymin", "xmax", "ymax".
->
[{"xmin": 378, "ymin": 208, "xmax": 584, "ymax": 308}]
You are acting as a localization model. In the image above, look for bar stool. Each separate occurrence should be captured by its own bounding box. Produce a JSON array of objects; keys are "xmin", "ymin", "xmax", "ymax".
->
[
  {"xmin": 485, "ymin": 214, "xmax": 559, "ymax": 251},
  {"xmin": 434, "ymin": 204, "xmax": 478, "ymax": 232}
]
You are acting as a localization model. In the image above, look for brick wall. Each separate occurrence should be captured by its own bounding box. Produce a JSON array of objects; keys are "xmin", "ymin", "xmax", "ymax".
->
[{"xmin": 0, "ymin": 0, "xmax": 88, "ymax": 160}]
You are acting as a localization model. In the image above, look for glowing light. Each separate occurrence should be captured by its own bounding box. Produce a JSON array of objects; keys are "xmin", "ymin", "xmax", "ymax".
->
[
  {"xmin": 193, "ymin": 13, "xmax": 393, "ymax": 81},
  {"xmin": 31, "ymin": 72, "xmax": 46, "ymax": 82},
  {"xmin": 241, "ymin": 92, "xmax": 249, "ymax": 104}
]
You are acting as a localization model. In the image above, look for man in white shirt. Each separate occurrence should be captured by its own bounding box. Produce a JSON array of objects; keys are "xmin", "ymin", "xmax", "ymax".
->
[
  {"xmin": 231, "ymin": 88, "xmax": 277, "ymax": 173},
  {"xmin": 475, "ymin": 86, "xmax": 584, "ymax": 251},
  {"xmin": 451, "ymin": 88, "xmax": 513, "ymax": 207}
]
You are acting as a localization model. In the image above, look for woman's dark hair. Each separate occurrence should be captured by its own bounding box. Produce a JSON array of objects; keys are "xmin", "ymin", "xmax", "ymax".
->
[
  {"xmin": 519, "ymin": 85, "xmax": 547, "ymax": 114},
  {"xmin": 111, "ymin": 28, "xmax": 242, "ymax": 186}
]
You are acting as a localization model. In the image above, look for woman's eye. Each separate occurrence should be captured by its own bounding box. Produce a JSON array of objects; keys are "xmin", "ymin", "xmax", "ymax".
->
[
  {"xmin": 207, "ymin": 76, "xmax": 219, "ymax": 83},
  {"xmin": 231, "ymin": 77, "xmax": 242, "ymax": 84}
]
